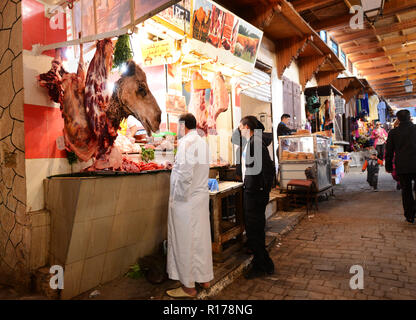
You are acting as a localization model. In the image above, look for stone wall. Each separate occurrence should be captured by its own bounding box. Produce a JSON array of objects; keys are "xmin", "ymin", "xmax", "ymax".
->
[{"xmin": 0, "ymin": 0, "xmax": 29, "ymax": 288}]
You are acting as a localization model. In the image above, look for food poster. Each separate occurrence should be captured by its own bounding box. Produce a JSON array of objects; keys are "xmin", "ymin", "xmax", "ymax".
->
[
  {"xmin": 80, "ymin": 0, "xmax": 95, "ymax": 36},
  {"xmin": 234, "ymin": 19, "xmax": 262, "ymax": 63},
  {"xmin": 192, "ymin": 0, "xmax": 212, "ymax": 42},
  {"xmin": 95, "ymin": 0, "xmax": 131, "ymax": 34},
  {"xmin": 189, "ymin": 0, "xmax": 263, "ymax": 72},
  {"xmin": 166, "ymin": 94, "xmax": 187, "ymax": 114},
  {"xmin": 157, "ymin": 0, "xmax": 192, "ymax": 35}
]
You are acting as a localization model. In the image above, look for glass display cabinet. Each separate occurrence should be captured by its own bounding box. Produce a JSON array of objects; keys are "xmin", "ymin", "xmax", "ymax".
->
[{"xmin": 278, "ymin": 134, "xmax": 332, "ymax": 191}]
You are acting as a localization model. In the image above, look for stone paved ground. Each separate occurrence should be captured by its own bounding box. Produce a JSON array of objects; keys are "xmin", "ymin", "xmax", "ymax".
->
[{"xmin": 212, "ymin": 168, "xmax": 416, "ymax": 300}]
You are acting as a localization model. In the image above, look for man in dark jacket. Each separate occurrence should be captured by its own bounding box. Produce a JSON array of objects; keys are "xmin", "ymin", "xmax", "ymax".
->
[
  {"xmin": 277, "ymin": 114, "xmax": 295, "ymax": 137},
  {"xmin": 236, "ymin": 116, "xmax": 276, "ymax": 279},
  {"xmin": 385, "ymin": 109, "xmax": 416, "ymax": 224}
]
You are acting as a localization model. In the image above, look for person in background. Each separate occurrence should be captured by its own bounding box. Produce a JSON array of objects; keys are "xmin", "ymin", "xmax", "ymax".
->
[
  {"xmin": 391, "ymin": 119, "xmax": 401, "ymax": 190},
  {"xmin": 371, "ymin": 122, "xmax": 388, "ymax": 161},
  {"xmin": 239, "ymin": 116, "xmax": 275, "ymax": 279},
  {"xmin": 166, "ymin": 113, "xmax": 213, "ymax": 298},
  {"xmin": 385, "ymin": 110, "xmax": 416, "ymax": 224},
  {"xmin": 276, "ymin": 114, "xmax": 295, "ymax": 183},
  {"xmin": 362, "ymin": 149, "xmax": 383, "ymax": 192},
  {"xmin": 277, "ymin": 114, "xmax": 295, "ymax": 138}
]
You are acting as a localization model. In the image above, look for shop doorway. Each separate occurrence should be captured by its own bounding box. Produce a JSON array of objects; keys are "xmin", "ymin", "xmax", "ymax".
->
[{"xmin": 239, "ymin": 65, "xmax": 274, "ymax": 162}]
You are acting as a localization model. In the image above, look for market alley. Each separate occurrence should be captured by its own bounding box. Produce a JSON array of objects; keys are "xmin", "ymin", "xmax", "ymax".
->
[{"xmin": 213, "ymin": 167, "xmax": 416, "ymax": 300}]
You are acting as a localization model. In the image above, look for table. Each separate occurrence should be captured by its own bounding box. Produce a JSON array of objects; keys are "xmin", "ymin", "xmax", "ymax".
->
[{"xmin": 209, "ymin": 181, "xmax": 244, "ymax": 262}]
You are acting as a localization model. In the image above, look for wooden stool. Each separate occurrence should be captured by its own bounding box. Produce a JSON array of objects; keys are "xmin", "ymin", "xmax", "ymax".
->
[{"xmin": 286, "ymin": 179, "xmax": 318, "ymax": 215}]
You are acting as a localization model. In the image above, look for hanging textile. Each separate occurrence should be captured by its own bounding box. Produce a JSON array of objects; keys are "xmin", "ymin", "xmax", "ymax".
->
[
  {"xmin": 361, "ymin": 93, "xmax": 370, "ymax": 116},
  {"xmin": 377, "ymin": 100, "xmax": 386, "ymax": 124},
  {"xmin": 335, "ymin": 96, "xmax": 345, "ymax": 114},
  {"xmin": 368, "ymin": 95, "xmax": 379, "ymax": 120},
  {"xmin": 329, "ymin": 91, "xmax": 336, "ymax": 121}
]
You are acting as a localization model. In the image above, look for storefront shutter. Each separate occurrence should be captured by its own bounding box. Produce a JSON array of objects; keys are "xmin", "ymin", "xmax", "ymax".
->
[
  {"xmin": 282, "ymin": 76, "xmax": 293, "ymax": 116},
  {"xmin": 292, "ymin": 82, "xmax": 302, "ymax": 128},
  {"xmin": 240, "ymin": 68, "xmax": 272, "ymax": 103}
]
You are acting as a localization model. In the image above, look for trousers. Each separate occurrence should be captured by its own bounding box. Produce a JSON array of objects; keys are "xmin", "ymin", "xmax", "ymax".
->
[
  {"xmin": 376, "ymin": 144, "xmax": 385, "ymax": 161},
  {"xmin": 399, "ymin": 173, "xmax": 416, "ymax": 221},
  {"xmin": 243, "ymin": 190, "xmax": 274, "ymax": 272}
]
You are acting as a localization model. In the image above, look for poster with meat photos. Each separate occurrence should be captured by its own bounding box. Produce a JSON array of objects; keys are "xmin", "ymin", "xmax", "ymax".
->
[
  {"xmin": 207, "ymin": 5, "xmax": 225, "ymax": 48},
  {"xmin": 95, "ymin": 0, "xmax": 131, "ymax": 34},
  {"xmin": 233, "ymin": 20, "xmax": 262, "ymax": 63},
  {"xmin": 192, "ymin": 0, "xmax": 212, "ymax": 42},
  {"xmin": 157, "ymin": 0, "xmax": 192, "ymax": 35}
]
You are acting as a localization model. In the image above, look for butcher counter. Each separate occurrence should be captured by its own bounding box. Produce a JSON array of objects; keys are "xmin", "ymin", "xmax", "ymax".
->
[
  {"xmin": 44, "ymin": 166, "xmax": 234, "ymax": 299},
  {"xmin": 45, "ymin": 170, "xmax": 170, "ymax": 299}
]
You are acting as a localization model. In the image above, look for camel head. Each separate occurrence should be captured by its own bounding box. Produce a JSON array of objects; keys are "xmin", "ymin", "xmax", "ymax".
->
[{"xmin": 112, "ymin": 60, "xmax": 162, "ymax": 136}]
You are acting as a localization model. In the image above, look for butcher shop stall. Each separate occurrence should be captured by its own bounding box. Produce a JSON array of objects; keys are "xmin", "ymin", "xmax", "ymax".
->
[{"xmin": 24, "ymin": 0, "xmax": 266, "ymax": 299}]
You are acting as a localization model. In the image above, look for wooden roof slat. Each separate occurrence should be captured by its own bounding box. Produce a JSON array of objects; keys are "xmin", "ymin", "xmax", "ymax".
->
[
  {"xmin": 349, "ymin": 52, "xmax": 386, "ymax": 63},
  {"xmin": 291, "ymin": 0, "xmax": 335, "ymax": 12}
]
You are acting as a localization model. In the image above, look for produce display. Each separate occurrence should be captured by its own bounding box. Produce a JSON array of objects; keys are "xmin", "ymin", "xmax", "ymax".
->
[
  {"xmin": 38, "ymin": 39, "xmax": 162, "ymax": 172},
  {"xmin": 141, "ymin": 148, "xmax": 155, "ymax": 163}
]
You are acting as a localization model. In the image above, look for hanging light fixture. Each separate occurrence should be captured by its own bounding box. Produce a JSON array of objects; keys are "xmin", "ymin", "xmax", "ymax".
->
[
  {"xmin": 362, "ymin": 0, "xmax": 385, "ymax": 24},
  {"xmin": 404, "ymin": 57, "xmax": 413, "ymax": 93}
]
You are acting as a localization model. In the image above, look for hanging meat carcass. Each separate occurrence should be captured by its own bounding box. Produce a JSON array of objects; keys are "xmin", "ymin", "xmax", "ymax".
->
[
  {"xmin": 208, "ymin": 72, "xmax": 229, "ymax": 135},
  {"xmin": 38, "ymin": 39, "xmax": 162, "ymax": 171},
  {"xmin": 188, "ymin": 71, "xmax": 208, "ymax": 135}
]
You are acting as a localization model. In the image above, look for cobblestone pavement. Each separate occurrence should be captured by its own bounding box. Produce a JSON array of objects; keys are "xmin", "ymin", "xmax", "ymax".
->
[{"xmin": 212, "ymin": 168, "xmax": 416, "ymax": 300}]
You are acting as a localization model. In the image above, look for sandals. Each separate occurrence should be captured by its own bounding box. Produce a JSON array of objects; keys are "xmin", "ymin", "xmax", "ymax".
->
[{"xmin": 166, "ymin": 287, "xmax": 197, "ymax": 299}]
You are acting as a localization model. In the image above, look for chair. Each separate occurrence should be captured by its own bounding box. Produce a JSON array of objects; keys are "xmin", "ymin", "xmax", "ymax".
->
[{"xmin": 286, "ymin": 179, "xmax": 318, "ymax": 215}]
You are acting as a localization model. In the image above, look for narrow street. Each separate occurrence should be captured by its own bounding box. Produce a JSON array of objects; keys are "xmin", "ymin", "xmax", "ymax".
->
[{"xmin": 213, "ymin": 168, "xmax": 416, "ymax": 300}]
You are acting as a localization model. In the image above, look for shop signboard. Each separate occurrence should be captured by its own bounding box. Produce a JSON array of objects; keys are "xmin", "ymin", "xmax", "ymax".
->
[
  {"xmin": 190, "ymin": 0, "xmax": 263, "ymax": 73},
  {"xmin": 141, "ymin": 40, "xmax": 180, "ymax": 66}
]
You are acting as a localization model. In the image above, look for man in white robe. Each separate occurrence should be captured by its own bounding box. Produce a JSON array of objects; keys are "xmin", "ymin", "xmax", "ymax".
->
[{"xmin": 166, "ymin": 113, "xmax": 213, "ymax": 298}]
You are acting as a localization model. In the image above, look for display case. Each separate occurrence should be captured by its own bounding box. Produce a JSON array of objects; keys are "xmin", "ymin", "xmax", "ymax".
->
[{"xmin": 278, "ymin": 135, "xmax": 332, "ymax": 191}]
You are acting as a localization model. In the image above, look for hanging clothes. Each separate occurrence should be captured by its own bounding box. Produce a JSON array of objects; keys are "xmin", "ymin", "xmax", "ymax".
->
[
  {"xmin": 377, "ymin": 100, "xmax": 386, "ymax": 124},
  {"xmin": 368, "ymin": 95, "xmax": 380, "ymax": 120},
  {"xmin": 335, "ymin": 96, "xmax": 345, "ymax": 114},
  {"xmin": 329, "ymin": 91, "xmax": 336, "ymax": 121},
  {"xmin": 361, "ymin": 94, "xmax": 370, "ymax": 116}
]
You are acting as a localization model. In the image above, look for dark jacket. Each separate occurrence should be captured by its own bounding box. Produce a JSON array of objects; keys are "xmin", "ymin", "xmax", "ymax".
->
[
  {"xmin": 232, "ymin": 129, "xmax": 275, "ymax": 193},
  {"xmin": 385, "ymin": 121, "xmax": 416, "ymax": 175},
  {"xmin": 277, "ymin": 122, "xmax": 295, "ymax": 137}
]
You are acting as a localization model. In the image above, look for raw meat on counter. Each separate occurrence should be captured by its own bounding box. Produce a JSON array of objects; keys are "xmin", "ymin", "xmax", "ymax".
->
[
  {"xmin": 208, "ymin": 72, "xmax": 229, "ymax": 134},
  {"xmin": 188, "ymin": 71, "xmax": 208, "ymax": 135}
]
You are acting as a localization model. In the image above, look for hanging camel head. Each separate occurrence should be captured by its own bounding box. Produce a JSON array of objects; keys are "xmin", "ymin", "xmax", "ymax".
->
[{"xmin": 112, "ymin": 60, "xmax": 162, "ymax": 136}]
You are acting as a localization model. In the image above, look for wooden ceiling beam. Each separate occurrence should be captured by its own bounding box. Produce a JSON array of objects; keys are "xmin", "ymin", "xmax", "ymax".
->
[
  {"xmin": 366, "ymin": 68, "xmax": 416, "ymax": 81},
  {"xmin": 359, "ymin": 66, "xmax": 396, "ymax": 75},
  {"xmin": 311, "ymin": 14, "xmax": 354, "ymax": 32},
  {"xmin": 291, "ymin": 0, "xmax": 335, "ymax": 12},
  {"xmin": 335, "ymin": 29, "xmax": 374, "ymax": 44},
  {"xmin": 383, "ymin": 0, "xmax": 416, "ymax": 16},
  {"xmin": 369, "ymin": 73, "xmax": 416, "ymax": 85},
  {"xmin": 342, "ymin": 41, "xmax": 380, "ymax": 54},
  {"xmin": 334, "ymin": 17, "xmax": 416, "ymax": 44},
  {"xmin": 384, "ymin": 44, "xmax": 416, "ymax": 57},
  {"xmin": 379, "ymin": 33, "xmax": 416, "ymax": 47},
  {"xmin": 349, "ymin": 52, "xmax": 386, "ymax": 63},
  {"xmin": 355, "ymin": 58, "xmax": 393, "ymax": 68}
]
